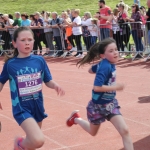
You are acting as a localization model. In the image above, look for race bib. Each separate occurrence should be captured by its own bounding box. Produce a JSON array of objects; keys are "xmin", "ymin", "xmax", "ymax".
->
[{"xmin": 17, "ymin": 72, "xmax": 42, "ymax": 97}]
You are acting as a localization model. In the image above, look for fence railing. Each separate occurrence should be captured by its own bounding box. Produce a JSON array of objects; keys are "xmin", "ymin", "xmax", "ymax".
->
[{"xmin": 0, "ymin": 21, "xmax": 150, "ymax": 60}]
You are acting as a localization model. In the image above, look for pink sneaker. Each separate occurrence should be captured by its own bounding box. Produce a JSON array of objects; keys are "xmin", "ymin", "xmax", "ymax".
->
[
  {"xmin": 66, "ymin": 110, "xmax": 80, "ymax": 127},
  {"xmin": 14, "ymin": 137, "xmax": 24, "ymax": 150}
]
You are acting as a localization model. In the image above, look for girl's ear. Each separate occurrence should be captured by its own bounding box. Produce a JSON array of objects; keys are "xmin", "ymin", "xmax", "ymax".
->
[
  {"xmin": 100, "ymin": 54, "xmax": 105, "ymax": 59},
  {"xmin": 12, "ymin": 40, "xmax": 17, "ymax": 48}
]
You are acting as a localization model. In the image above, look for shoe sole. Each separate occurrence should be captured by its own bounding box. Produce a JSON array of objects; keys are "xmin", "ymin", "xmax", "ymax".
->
[{"xmin": 66, "ymin": 110, "xmax": 79, "ymax": 127}]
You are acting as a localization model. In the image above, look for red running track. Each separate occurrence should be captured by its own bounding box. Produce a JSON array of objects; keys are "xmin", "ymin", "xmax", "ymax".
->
[{"xmin": 0, "ymin": 56, "xmax": 150, "ymax": 150}]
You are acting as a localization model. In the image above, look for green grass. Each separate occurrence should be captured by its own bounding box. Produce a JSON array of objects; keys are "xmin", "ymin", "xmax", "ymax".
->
[
  {"xmin": 0, "ymin": 0, "xmax": 146, "ymax": 46},
  {"xmin": 0, "ymin": 0, "xmax": 146, "ymax": 16}
]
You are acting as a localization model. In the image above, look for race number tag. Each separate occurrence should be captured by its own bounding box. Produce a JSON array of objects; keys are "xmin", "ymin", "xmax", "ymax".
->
[{"xmin": 17, "ymin": 72, "xmax": 42, "ymax": 97}]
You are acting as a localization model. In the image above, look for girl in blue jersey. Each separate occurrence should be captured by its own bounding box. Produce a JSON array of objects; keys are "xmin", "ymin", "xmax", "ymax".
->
[
  {"xmin": 0, "ymin": 27, "xmax": 65, "ymax": 150},
  {"xmin": 66, "ymin": 38, "xmax": 133, "ymax": 150}
]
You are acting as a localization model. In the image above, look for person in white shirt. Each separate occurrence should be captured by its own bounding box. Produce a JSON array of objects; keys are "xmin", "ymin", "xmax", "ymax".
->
[
  {"xmin": 64, "ymin": 9, "xmax": 83, "ymax": 58},
  {"xmin": 43, "ymin": 12, "xmax": 54, "ymax": 56},
  {"xmin": 88, "ymin": 19, "xmax": 98, "ymax": 46},
  {"xmin": 3, "ymin": 14, "xmax": 14, "ymax": 39},
  {"xmin": 81, "ymin": 12, "xmax": 92, "ymax": 51}
]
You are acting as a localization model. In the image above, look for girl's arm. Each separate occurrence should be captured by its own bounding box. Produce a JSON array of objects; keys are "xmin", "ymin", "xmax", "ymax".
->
[
  {"xmin": 0, "ymin": 83, "xmax": 4, "ymax": 92},
  {"xmin": 0, "ymin": 83, "xmax": 4, "ymax": 110},
  {"xmin": 93, "ymin": 83, "xmax": 124, "ymax": 92},
  {"xmin": 88, "ymin": 64, "xmax": 98, "ymax": 74},
  {"xmin": 45, "ymin": 80, "xmax": 65, "ymax": 96},
  {"xmin": 64, "ymin": 19, "xmax": 78, "ymax": 27},
  {"xmin": 88, "ymin": 68, "xmax": 95, "ymax": 74}
]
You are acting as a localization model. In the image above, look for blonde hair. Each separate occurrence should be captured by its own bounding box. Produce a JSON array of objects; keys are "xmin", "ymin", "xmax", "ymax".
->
[
  {"xmin": 84, "ymin": 12, "xmax": 92, "ymax": 18},
  {"xmin": 91, "ymin": 19, "xmax": 97, "ymax": 25},
  {"xmin": 46, "ymin": 11, "xmax": 51, "ymax": 17},
  {"xmin": 113, "ymin": 8, "xmax": 119, "ymax": 16},
  {"xmin": 62, "ymin": 11, "xmax": 68, "ymax": 18},
  {"xmin": 34, "ymin": 12, "xmax": 40, "ymax": 16},
  {"xmin": 2, "ymin": 14, "xmax": 8, "ymax": 18},
  {"xmin": 51, "ymin": 12, "xmax": 58, "ymax": 16},
  {"xmin": 74, "ymin": 9, "xmax": 80, "ymax": 15}
]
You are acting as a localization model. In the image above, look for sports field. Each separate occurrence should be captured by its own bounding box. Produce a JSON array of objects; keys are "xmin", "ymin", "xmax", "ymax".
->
[{"xmin": 0, "ymin": 56, "xmax": 150, "ymax": 150}]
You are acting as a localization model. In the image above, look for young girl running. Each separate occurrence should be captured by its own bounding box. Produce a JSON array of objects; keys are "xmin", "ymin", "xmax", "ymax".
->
[
  {"xmin": 0, "ymin": 27, "xmax": 65, "ymax": 150},
  {"xmin": 66, "ymin": 38, "xmax": 134, "ymax": 150}
]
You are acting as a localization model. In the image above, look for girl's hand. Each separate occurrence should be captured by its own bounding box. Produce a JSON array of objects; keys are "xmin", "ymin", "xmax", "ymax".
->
[
  {"xmin": 54, "ymin": 84, "xmax": 65, "ymax": 96},
  {"xmin": 115, "ymin": 83, "xmax": 124, "ymax": 91}
]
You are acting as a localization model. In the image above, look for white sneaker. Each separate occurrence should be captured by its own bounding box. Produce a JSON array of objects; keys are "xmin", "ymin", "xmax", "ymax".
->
[
  {"xmin": 144, "ymin": 48, "xmax": 150, "ymax": 55},
  {"xmin": 70, "ymin": 47, "xmax": 77, "ymax": 52},
  {"xmin": 76, "ymin": 54, "xmax": 84, "ymax": 58}
]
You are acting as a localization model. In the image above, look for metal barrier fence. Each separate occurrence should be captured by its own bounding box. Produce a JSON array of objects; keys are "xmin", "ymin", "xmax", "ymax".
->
[{"xmin": 0, "ymin": 21, "xmax": 150, "ymax": 61}]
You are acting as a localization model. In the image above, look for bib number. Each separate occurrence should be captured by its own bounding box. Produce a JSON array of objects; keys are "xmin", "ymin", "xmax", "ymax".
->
[{"xmin": 17, "ymin": 72, "xmax": 42, "ymax": 97}]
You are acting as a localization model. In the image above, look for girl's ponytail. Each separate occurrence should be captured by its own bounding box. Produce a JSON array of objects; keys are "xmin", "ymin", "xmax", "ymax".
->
[
  {"xmin": 4, "ymin": 48, "xmax": 19, "ymax": 62},
  {"xmin": 77, "ymin": 38, "xmax": 116, "ymax": 67},
  {"xmin": 77, "ymin": 42, "xmax": 100, "ymax": 67}
]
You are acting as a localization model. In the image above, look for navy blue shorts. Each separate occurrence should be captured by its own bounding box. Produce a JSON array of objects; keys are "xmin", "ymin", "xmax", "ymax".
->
[{"xmin": 13, "ymin": 99, "xmax": 47, "ymax": 125}]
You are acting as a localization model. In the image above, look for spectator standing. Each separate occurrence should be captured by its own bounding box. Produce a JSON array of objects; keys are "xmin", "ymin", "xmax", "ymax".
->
[
  {"xmin": 64, "ymin": 9, "xmax": 83, "ymax": 58},
  {"xmin": 146, "ymin": 0, "xmax": 150, "ymax": 46},
  {"xmin": 88, "ymin": 19, "xmax": 98, "ymax": 46},
  {"xmin": 34, "ymin": 12, "xmax": 48, "ymax": 55},
  {"xmin": 98, "ymin": 0, "xmax": 111, "ymax": 40},
  {"xmin": 49, "ymin": 12, "xmax": 64, "ymax": 57},
  {"xmin": 117, "ymin": 3, "xmax": 131, "ymax": 58},
  {"xmin": 126, "ymin": 4, "xmax": 144, "ymax": 58},
  {"xmin": 12, "ymin": 12, "xmax": 22, "ymax": 27},
  {"xmin": 81, "ymin": 12, "xmax": 92, "ymax": 51},
  {"xmin": 43, "ymin": 12, "xmax": 54, "ymax": 56},
  {"xmin": 107, "ymin": 9, "xmax": 121, "ymax": 51},
  {"xmin": 21, "ymin": 13, "xmax": 31, "ymax": 26}
]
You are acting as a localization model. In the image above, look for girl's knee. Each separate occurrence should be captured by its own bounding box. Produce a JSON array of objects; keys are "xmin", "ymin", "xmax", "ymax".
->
[
  {"xmin": 30, "ymin": 134, "xmax": 45, "ymax": 148},
  {"xmin": 119, "ymin": 127, "xmax": 129, "ymax": 137}
]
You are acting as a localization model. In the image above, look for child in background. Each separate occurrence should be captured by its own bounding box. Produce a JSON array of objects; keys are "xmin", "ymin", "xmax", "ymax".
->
[
  {"xmin": 107, "ymin": 8, "xmax": 120, "ymax": 51},
  {"xmin": 88, "ymin": 19, "xmax": 98, "ymax": 46},
  {"xmin": 0, "ymin": 27, "xmax": 65, "ymax": 150},
  {"xmin": 66, "ymin": 38, "xmax": 134, "ymax": 150}
]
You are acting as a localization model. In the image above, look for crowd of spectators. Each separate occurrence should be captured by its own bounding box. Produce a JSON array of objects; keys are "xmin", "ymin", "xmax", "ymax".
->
[{"xmin": 0, "ymin": 0, "xmax": 148, "ymax": 59}]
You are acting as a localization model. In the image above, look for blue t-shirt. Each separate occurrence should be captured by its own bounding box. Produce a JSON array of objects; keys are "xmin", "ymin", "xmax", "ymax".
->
[
  {"xmin": 92, "ymin": 59, "xmax": 116, "ymax": 104},
  {"xmin": 0, "ymin": 55, "xmax": 52, "ymax": 115},
  {"xmin": 21, "ymin": 19, "xmax": 31, "ymax": 26}
]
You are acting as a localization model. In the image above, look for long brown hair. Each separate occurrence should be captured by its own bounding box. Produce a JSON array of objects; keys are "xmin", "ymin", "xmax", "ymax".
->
[
  {"xmin": 77, "ymin": 38, "xmax": 116, "ymax": 67},
  {"xmin": 4, "ymin": 27, "xmax": 34, "ymax": 62}
]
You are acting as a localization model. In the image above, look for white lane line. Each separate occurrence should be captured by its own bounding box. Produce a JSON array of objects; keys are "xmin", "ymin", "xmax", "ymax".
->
[
  {"xmin": 42, "ymin": 125, "xmax": 64, "ymax": 132},
  {"xmin": 124, "ymin": 117, "xmax": 150, "ymax": 128},
  {"xmin": 0, "ymin": 114, "xmax": 15, "ymax": 123},
  {"xmin": 44, "ymin": 96, "xmax": 85, "ymax": 108},
  {"xmin": 44, "ymin": 135, "xmax": 69, "ymax": 149}
]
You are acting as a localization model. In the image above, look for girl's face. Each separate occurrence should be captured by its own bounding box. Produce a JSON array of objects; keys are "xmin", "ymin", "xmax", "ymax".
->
[
  {"xmin": 30, "ymin": 17, "xmax": 33, "ymax": 21},
  {"xmin": 118, "ymin": 6, "xmax": 123, "ymax": 12},
  {"xmin": 21, "ymin": 16, "xmax": 25, "ymax": 20},
  {"xmin": 84, "ymin": 14, "xmax": 88, "ymax": 20},
  {"xmin": 100, "ymin": 43, "xmax": 119, "ymax": 64},
  {"xmin": 13, "ymin": 31, "xmax": 34, "ymax": 57},
  {"xmin": 131, "ymin": 5, "xmax": 136, "ymax": 12}
]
